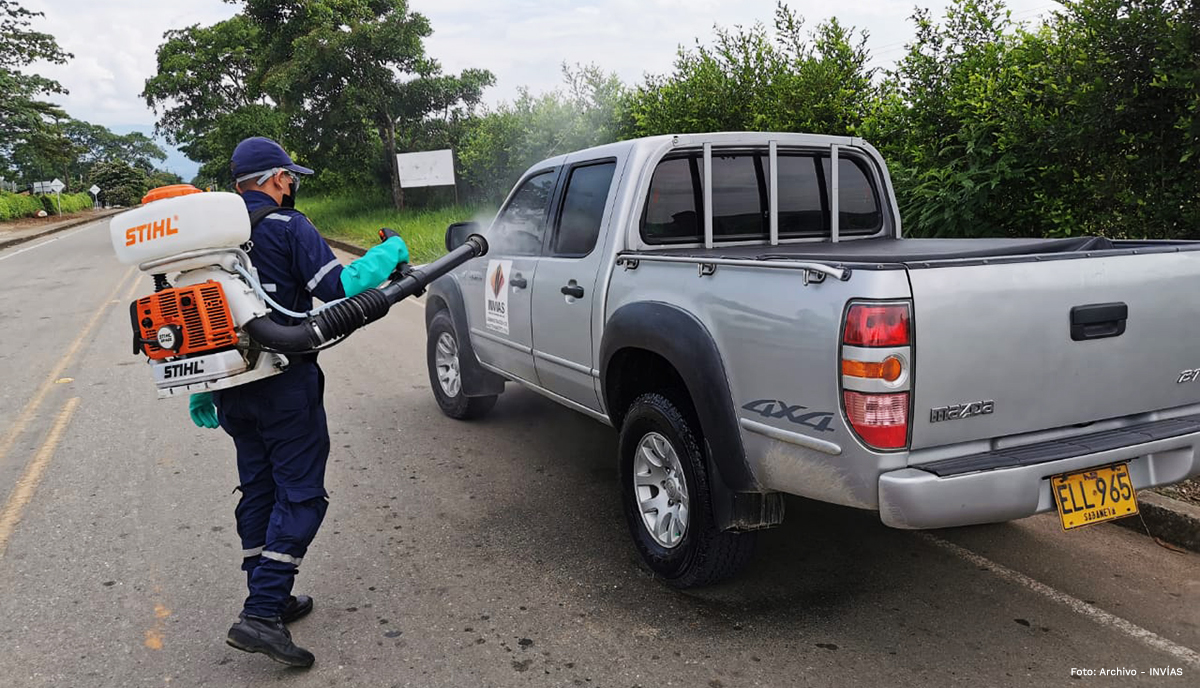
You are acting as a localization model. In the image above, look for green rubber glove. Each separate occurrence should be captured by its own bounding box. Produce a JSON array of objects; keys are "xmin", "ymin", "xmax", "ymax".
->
[
  {"xmin": 189, "ymin": 392, "xmax": 219, "ymax": 429},
  {"xmin": 339, "ymin": 236, "xmax": 410, "ymax": 297}
]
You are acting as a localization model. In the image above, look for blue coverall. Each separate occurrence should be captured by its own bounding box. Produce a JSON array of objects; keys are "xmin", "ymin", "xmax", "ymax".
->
[{"xmin": 212, "ymin": 190, "xmax": 347, "ymax": 618}]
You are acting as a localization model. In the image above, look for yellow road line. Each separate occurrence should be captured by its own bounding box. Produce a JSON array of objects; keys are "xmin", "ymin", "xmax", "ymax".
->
[
  {"xmin": 0, "ymin": 397, "xmax": 81, "ymax": 558},
  {"xmin": 0, "ymin": 265, "xmax": 134, "ymax": 465},
  {"xmin": 144, "ymin": 594, "xmax": 172, "ymax": 651},
  {"xmin": 123, "ymin": 270, "xmax": 144, "ymax": 301}
]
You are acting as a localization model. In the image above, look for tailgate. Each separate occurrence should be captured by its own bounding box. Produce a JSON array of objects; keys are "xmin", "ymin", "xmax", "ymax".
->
[{"xmin": 907, "ymin": 250, "xmax": 1200, "ymax": 450}]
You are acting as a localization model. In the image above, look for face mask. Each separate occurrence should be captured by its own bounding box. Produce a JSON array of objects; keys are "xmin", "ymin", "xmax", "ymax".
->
[{"xmin": 281, "ymin": 172, "xmax": 298, "ymax": 208}]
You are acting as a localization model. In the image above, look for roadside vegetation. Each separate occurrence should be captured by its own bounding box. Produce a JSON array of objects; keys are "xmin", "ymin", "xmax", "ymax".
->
[
  {"xmin": 6, "ymin": 0, "xmax": 1198, "ymax": 247},
  {"xmin": 0, "ymin": 191, "xmax": 92, "ymax": 220},
  {"xmin": 297, "ymin": 192, "xmax": 492, "ymax": 264},
  {"xmin": 0, "ymin": 2, "xmax": 179, "ymax": 212}
]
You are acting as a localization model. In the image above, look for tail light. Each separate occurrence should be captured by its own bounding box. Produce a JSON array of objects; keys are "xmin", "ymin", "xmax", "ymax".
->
[
  {"xmin": 844, "ymin": 304, "xmax": 910, "ymax": 347},
  {"xmin": 844, "ymin": 391, "xmax": 909, "ymax": 448},
  {"xmin": 841, "ymin": 301, "xmax": 912, "ymax": 451}
]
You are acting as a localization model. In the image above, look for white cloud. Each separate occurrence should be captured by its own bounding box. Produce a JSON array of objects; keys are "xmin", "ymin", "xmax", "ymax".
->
[
  {"xmin": 414, "ymin": 0, "xmax": 1056, "ymax": 104},
  {"xmin": 20, "ymin": 0, "xmax": 1057, "ymax": 129},
  {"xmin": 23, "ymin": 0, "xmax": 234, "ymax": 126}
]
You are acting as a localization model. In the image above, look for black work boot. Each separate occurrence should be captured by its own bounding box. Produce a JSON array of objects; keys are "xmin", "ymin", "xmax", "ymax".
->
[
  {"xmin": 281, "ymin": 595, "xmax": 313, "ymax": 624},
  {"xmin": 226, "ymin": 615, "xmax": 315, "ymax": 667}
]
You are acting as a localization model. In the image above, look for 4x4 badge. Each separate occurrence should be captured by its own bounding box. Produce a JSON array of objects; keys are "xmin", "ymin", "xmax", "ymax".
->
[{"xmin": 743, "ymin": 399, "xmax": 834, "ymax": 433}]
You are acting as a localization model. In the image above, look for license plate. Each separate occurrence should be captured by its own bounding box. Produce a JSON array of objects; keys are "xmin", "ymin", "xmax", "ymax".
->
[{"xmin": 1051, "ymin": 463, "xmax": 1138, "ymax": 531}]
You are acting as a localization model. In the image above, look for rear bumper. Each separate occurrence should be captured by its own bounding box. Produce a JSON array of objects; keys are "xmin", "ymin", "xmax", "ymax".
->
[{"xmin": 878, "ymin": 430, "xmax": 1200, "ymax": 529}]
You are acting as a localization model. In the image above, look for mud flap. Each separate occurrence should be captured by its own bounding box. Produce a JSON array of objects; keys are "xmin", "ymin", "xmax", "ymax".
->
[{"xmin": 706, "ymin": 439, "xmax": 786, "ymax": 532}]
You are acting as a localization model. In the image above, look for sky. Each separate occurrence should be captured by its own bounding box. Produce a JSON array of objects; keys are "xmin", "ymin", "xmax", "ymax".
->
[{"xmin": 23, "ymin": 0, "xmax": 1058, "ymax": 177}]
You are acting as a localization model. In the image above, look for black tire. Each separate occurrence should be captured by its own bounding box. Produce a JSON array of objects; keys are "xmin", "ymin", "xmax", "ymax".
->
[
  {"xmin": 619, "ymin": 392, "xmax": 755, "ymax": 588},
  {"xmin": 427, "ymin": 310, "xmax": 497, "ymax": 420}
]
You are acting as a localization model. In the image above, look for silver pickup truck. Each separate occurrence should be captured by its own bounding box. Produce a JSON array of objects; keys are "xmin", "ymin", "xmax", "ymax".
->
[{"xmin": 424, "ymin": 132, "xmax": 1200, "ymax": 587}]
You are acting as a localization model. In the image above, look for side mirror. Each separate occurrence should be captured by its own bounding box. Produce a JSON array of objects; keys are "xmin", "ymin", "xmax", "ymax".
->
[{"xmin": 446, "ymin": 221, "xmax": 480, "ymax": 252}]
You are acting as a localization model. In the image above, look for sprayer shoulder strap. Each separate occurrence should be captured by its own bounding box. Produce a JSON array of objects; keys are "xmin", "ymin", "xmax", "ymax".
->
[{"xmin": 248, "ymin": 205, "xmax": 286, "ymax": 228}]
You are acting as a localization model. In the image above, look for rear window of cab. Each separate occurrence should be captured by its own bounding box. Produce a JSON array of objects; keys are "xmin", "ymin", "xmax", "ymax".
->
[{"xmin": 640, "ymin": 150, "xmax": 883, "ymax": 244}]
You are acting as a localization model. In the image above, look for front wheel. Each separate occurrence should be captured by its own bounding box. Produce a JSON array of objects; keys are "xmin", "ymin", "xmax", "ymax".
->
[
  {"xmin": 619, "ymin": 392, "xmax": 755, "ymax": 588},
  {"xmin": 427, "ymin": 310, "xmax": 497, "ymax": 419}
]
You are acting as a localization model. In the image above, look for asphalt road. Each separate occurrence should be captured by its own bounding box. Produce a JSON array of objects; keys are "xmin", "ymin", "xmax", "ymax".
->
[{"xmin": 0, "ymin": 219, "xmax": 1196, "ymax": 687}]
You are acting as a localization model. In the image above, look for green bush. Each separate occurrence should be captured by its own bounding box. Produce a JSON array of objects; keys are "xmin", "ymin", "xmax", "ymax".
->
[
  {"xmin": 0, "ymin": 192, "xmax": 47, "ymax": 220},
  {"xmin": 57, "ymin": 192, "xmax": 94, "ymax": 213},
  {"xmin": 34, "ymin": 192, "xmax": 93, "ymax": 215}
]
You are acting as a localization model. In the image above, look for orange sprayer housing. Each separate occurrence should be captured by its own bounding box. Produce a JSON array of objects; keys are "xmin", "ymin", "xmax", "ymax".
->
[
  {"xmin": 131, "ymin": 281, "xmax": 238, "ymax": 360},
  {"xmin": 141, "ymin": 184, "xmax": 202, "ymax": 204}
]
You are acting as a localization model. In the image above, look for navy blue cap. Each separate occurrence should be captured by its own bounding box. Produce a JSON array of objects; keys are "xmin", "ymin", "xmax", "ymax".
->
[{"xmin": 230, "ymin": 137, "xmax": 314, "ymax": 179}]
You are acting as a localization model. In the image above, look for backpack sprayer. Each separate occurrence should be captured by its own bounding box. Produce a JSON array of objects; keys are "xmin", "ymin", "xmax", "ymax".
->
[{"xmin": 110, "ymin": 185, "xmax": 487, "ymax": 399}]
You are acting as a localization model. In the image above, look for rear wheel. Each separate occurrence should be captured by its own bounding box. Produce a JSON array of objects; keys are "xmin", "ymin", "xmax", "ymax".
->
[
  {"xmin": 427, "ymin": 310, "xmax": 497, "ymax": 419},
  {"xmin": 619, "ymin": 392, "xmax": 755, "ymax": 588}
]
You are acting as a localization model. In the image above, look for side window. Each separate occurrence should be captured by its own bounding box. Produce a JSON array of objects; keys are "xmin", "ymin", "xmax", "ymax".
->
[
  {"xmin": 776, "ymin": 155, "xmax": 824, "ymax": 237},
  {"xmin": 642, "ymin": 157, "xmax": 698, "ymax": 243},
  {"xmin": 552, "ymin": 161, "xmax": 617, "ymax": 257},
  {"xmin": 489, "ymin": 170, "xmax": 557, "ymax": 255},
  {"xmin": 710, "ymin": 153, "xmax": 765, "ymax": 239},
  {"xmin": 822, "ymin": 157, "xmax": 883, "ymax": 234}
]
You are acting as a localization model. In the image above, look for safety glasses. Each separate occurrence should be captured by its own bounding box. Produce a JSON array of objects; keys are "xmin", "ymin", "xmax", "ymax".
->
[{"xmin": 232, "ymin": 167, "xmax": 300, "ymax": 191}]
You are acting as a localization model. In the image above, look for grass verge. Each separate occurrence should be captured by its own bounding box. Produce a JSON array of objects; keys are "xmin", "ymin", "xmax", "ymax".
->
[{"xmin": 297, "ymin": 192, "xmax": 494, "ymax": 264}]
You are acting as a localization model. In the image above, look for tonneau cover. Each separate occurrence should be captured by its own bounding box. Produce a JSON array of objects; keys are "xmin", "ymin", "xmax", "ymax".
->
[{"xmin": 640, "ymin": 236, "xmax": 1198, "ymax": 265}]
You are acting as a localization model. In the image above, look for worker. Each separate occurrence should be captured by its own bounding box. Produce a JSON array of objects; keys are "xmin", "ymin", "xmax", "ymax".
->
[{"xmin": 187, "ymin": 136, "xmax": 409, "ymax": 667}]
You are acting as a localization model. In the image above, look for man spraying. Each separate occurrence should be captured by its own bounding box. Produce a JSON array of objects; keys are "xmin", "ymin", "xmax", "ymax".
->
[{"xmin": 188, "ymin": 137, "xmax": 410, "ymax": 667}]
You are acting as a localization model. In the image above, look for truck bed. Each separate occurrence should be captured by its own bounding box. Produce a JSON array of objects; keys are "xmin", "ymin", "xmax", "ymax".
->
[{"xmin": 641, "ymin": 236, "xmax": 1199, "ymax": 267}]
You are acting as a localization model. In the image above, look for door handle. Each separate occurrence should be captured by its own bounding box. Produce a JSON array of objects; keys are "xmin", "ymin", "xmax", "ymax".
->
[
  {"xmin": 1071, "ymin": 302, "xmax": 1127, "ymax": 341},
  {"xmin": 561, "ymin": 284, "xmax": 585, "ymax": 299},
  {"xmin": 510, "ymin": 273, "xmax": 528, "ymax": 289}
]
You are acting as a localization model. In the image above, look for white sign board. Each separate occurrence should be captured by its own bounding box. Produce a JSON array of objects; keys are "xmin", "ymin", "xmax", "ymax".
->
[
  {"xmin": 396, "ymin": 149, "xmax": 455, "ymax": 188},
  {"xmin": 32, "ymin": 180, "xmax": 65, "ymax": 194},
  {"xmin": 89, "ymin": 184, "xmax": 101, "ymax": 195},
  {"xmin": 484, "ymin": 260, "xmax": 512, "ymax": 335}
]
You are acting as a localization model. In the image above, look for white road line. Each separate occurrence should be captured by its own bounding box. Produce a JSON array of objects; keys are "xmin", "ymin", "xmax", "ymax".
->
[
  {"xmin": 917, "ymin": 532, "xmax": 1200, "ymax": 669},
  {"xmin": 0, "ymin": 221, "xmax": 103, "ymax": 263}
]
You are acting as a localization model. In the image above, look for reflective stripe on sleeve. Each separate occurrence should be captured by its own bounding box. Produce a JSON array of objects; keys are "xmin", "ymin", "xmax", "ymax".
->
[
  {"xmin": 266, "ymin": 213, "xmax": 292, "ymax": 222},
  {"xmin": 306, "ymin": 259, "xmax": 340, "ymax": 292}
]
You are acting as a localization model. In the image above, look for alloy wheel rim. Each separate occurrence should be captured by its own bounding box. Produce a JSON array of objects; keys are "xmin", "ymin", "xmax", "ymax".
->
[
  {"xmin": 435, "ymin": 331, "xmax": 461, "ymax": 398},
  {"xmin": 633, "ymin": 431, "xmax": 690, "ymax": 548}
]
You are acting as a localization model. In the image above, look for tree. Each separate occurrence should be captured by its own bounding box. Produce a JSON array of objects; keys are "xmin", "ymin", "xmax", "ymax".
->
[
  {"xmin": 863, "ymin": 0, "xmax": 1022, "ymax": 238},
  {"xmin": 89, "ymin": 160, "xmax": 149, "ymax": 207},
  {"xmin": 238, "ymin": 0, "xmax": 493, "ymax": 207},
  {"xmin": 867, "ymin": 0, "xmax": 1200, "ymax": 239},
  {"xmin": 147, "ymin": 169, "xmax": 184, "ymax": 188},
  {"xmin": 622, "ymin": 3, "xmax": 877, "ymax": 138},
  {"xmin": 63, "ymin": 120, "xmax": 165, "ymax": 174},
  {"xmin": 0, "ymin": 1, "xmax": 71, "ymax": 166},
  {"xmin": 458, "ymin": 64, "xmax": 626, "ymax": 202},
  {"xmin": 8, "ymin": 116, "xmax": 77, "ymax": 186},
  {"xmin": 142, "ymin": 16, "xmax": 285, "ymax": 186}
]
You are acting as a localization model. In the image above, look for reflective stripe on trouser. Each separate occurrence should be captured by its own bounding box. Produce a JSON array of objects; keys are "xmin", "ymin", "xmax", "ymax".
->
[
  {"xmin": 243, "ymin": 490, "xmax": 327, "ymax": 615},
  {"xmin": 214, "ymin": 362, "xmax": 330, "ymax": 618}
]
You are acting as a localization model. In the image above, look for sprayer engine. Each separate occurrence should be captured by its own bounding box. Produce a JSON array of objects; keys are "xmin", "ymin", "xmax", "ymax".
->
[
  {"xmin": 110, "ymin": 184, "xmax": 488, "ymax": 400},
  {"xmin": 130, "ymin": 280, "xmax": 255, "ymax": 387}
]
